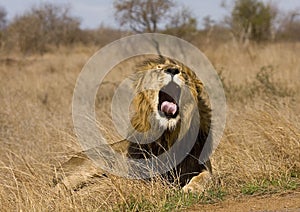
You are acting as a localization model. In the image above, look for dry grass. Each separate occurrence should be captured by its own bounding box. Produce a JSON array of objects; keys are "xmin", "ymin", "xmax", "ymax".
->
[{"xmin": 0, "ymin": 42, "xmax": 299, "ymax": 211}]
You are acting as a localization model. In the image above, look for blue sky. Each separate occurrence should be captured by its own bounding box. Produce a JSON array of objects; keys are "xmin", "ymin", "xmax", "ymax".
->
[{"xmin": 1, "ymin": 0, "xmax": 299, "ymax": 29}]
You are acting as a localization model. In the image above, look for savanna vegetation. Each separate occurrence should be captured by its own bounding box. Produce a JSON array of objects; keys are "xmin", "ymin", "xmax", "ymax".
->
[{"xmin": 0, "ymin": 0, "xmax": 299, "ymax": 211}]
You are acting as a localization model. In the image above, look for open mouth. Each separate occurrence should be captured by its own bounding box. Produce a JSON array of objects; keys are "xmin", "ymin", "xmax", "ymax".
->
[{"xmin": 158, "ymin": 82, "xmax": 181, "ymax": 119}]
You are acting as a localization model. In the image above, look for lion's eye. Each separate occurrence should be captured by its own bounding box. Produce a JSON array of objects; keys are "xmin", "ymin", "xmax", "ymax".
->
[{"xmin": 157, "ymin": 65, "xmax": 162, "ymax": 69}]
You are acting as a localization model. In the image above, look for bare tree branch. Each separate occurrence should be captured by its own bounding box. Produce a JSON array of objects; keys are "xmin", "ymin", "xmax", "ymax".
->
[{"xmin": 114, "ymin": 0, "xmax": 174, "ymax": 33}]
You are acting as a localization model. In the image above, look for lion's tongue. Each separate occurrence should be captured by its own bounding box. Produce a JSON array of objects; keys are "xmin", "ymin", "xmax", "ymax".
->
[{"xmin": 161, "ymin": 101, "xmax": 177, "ymax": 115}]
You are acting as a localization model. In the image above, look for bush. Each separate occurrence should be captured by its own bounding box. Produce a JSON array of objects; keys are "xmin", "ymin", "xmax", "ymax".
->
[
  {"xmin": 220, "ymin": 65, "xmax": 295, "ymax": 102},
  {"xmin": 230, "ymin": 0, "xmax": 276, "ymax": 42},
  {"xmin": 5, "ymin": 3, "xmax": 81, "ymax": 54}
]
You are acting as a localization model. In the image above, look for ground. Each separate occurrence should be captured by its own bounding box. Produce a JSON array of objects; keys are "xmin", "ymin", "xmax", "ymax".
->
[{"xmin": 190, "ymin": 191, "xmax": 300, "ymax": 211}]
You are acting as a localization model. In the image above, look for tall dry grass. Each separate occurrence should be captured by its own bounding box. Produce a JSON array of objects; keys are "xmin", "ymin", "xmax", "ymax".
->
[{"xmin": 0, "ymin": 42, "xmax": 299, "ymax": 210}]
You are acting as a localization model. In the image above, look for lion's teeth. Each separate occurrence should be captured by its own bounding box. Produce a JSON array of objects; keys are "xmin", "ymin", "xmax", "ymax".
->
[{"xmin": 161, "ymin": 101, "xmax": 177, "ymax": 115}]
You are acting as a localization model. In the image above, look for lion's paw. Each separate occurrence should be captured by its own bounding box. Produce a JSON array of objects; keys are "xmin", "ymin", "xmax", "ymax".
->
[{"xmin": 182, "ymin": 170, "xmax": 211, "ymax": 193}]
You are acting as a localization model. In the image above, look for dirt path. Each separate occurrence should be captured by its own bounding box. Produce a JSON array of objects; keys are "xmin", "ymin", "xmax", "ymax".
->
[{"xmin": 188, "ymin": 192, "xmax": 300, "ymax": 212}]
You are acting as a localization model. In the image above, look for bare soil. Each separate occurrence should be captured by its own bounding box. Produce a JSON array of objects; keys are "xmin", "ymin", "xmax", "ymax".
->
[{"xmin": 189, "ymin": 191, "xmax": 300, "ymax": 212}]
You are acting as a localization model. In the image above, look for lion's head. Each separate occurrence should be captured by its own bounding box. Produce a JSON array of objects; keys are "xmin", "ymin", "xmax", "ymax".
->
[{"xmin": 129, "ymin": 56, "xmax": 211, "ymax": 144}]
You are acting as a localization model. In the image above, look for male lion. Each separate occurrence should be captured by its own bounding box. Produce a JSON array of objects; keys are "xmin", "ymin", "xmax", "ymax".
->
[{"xmin": 54, "ymin": 56, "xmax": 213, "ymax": 193}]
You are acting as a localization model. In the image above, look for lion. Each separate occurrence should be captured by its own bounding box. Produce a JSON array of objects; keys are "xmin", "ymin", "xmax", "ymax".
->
[{"xmin": 53, "ymin": 56, "xmax": 213, "ymax": 193}]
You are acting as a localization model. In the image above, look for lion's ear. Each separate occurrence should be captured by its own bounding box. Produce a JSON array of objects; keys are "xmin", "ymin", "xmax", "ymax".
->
[{"xmin": 164, "ymin": 58, "xmax": 171, "ymax": 64}]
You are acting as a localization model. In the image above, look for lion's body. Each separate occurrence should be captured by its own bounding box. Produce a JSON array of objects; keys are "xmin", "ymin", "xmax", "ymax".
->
[
  {"xmin": 54, "ymin": 56, "xmax": 213, "ymax": 193},
  {"xmin": 126, "ymin": 57, "xmax": 212, "ymax": 187}
]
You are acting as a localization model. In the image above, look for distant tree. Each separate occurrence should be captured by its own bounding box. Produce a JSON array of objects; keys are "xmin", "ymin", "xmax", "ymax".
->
[
  {"xmin": 278, "ymin": 9, "xmax": 300, "ymax": 41},
  {"xmin": 114, "ymin": 0, "xmax": 175, "ymax": 33},
  {"xmin": 113, "ymin": 0, "xmax": 198, "ymax": 41},
  {"xmin": 0, "ymin": 6, "xmax": 6, "ymax": 29},
  {"xmin": 82, "ymin": 24, "xmax": 123, "ymax": 46},
  {"xmin": 0, "ymin": 6, "xmax": 7, "ymax": 48},
  {"xmin": 203, "ymin": 15, "xmax": 215, "ymax": 30},
  {"xmin": 164, "ymin": 7, "xmax": 198, "ymax": 40},
  {"xmin": 7, "ymin": 3, "xmax": 81, "ymax": 54},
  {"xmin": 230, "ymin": 0, "xmax": 277, "ymax": 42}
]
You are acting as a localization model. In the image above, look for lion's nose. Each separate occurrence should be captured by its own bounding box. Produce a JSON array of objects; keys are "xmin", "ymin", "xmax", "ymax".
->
[{"xmin": 165, "ymin": 68, "xmax": 179, "ymax": 76}]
